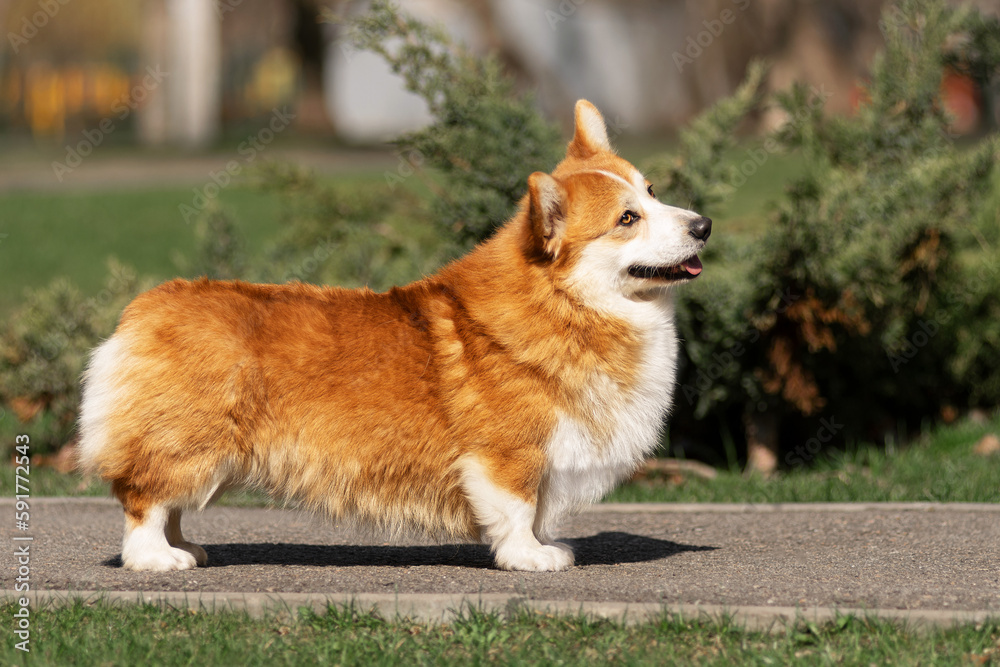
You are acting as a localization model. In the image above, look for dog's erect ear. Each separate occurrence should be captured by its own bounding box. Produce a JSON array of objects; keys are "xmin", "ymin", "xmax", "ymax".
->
[
  {"xmin": 568, "ymin": 99, "xmax": 613, "ymax": 158},
  {"xmin": 528, "ymin": 172, "xmax": 567, "ymax": 259}
]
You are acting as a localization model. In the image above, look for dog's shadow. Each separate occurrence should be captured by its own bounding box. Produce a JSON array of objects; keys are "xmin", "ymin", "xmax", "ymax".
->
[{"xmin": 104, "ymin": 532, "xmax": 716, "ymax": 569}]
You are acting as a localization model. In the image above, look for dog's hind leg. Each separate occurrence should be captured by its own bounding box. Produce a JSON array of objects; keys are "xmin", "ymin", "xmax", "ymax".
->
[
  {"xmin": 115, "ymin": 484, "xmax": 202, "ymax": 571},
  {"xmin": 119, "ymin": 505, "xmax": 199, "ymax": 571},
  {"xmin": 165, "ymin": 508, "xmax": 208, "ymax": 566},
  {"xmin": 531, "ymin": 475, "xmax": 572, "ymax": 552},
  {"xmin": 459, "ymin": 456, "xmax": 574, "ymax": 572}
]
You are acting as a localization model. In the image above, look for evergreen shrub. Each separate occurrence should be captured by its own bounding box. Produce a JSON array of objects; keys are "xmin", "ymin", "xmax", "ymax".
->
[
  {"xmin": 0, "ymin": 262, "xmax": 150, "ymax": 452},
  {"xmin": 669, "ymin": 0, "xmax": 1000, "ymax": 460}
]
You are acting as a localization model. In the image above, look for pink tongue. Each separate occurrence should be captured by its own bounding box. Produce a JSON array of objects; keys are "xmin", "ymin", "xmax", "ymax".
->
[{"xmin": 681, "ymin": 256, "xmax": 703, "ymax": 275}]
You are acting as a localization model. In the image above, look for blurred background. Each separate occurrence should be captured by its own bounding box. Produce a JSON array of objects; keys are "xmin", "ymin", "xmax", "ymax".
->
[
  {"xmin": 1, "ymin": 0, "xmax": 999, "ymax": 497},
  {"xmin": 1, "ymin": 0, "xmax": 997, "ymax": 153}
]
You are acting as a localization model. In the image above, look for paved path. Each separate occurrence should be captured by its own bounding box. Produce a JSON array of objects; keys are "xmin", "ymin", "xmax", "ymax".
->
[
  {"xmin": 0, "ymin": 148, "xmax": 397, "ymax": 193},
  {"xmin": 4, "ymin": 499, "xmax": 999, "ymax": 629}
]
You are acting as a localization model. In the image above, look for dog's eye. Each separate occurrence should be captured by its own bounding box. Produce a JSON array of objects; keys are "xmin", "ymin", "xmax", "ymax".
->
[
  {"xmin": 619, "ymin": 211, "xmax": 638, "ymax": 226},
  {"xmin": 647, "ymin": 184, "xmax": 655, "ymax": 198}
]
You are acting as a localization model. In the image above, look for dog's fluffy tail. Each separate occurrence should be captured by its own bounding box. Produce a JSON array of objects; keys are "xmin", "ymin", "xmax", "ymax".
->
[{"xmin": 76, "ymin": 335, "xmax": 127, "ymax": 477}]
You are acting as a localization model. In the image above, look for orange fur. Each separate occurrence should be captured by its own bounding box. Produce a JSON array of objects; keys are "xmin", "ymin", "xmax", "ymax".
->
[{"xmin": 77, "ymin": 100, "xmax": 710, "ymax": 572}]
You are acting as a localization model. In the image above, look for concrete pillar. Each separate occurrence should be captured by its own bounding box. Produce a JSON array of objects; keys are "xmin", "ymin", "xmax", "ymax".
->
[
  {"xmin": 167, "ymin": 0, "xmax": 220, "ymax": 146},
  {"xmin": 136, "ymin": 0, "xmax": 169, "ymax": 145},
  {"xmin": 137, "ymin": 0, "xmax": 221, "ymax": 147}
]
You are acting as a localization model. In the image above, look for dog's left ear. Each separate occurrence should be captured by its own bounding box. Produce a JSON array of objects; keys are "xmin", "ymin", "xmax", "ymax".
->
[
  {"xmin": 568, "ymin": 99, "xmax": 613, "ymax": 158},
  {"xmin": 528, "ymin": 172, "xmax": 567, "ymax": 259}
]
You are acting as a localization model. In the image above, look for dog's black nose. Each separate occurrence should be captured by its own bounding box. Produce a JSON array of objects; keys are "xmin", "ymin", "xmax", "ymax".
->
[{"xmin": 688, "ymin": 216, "xmax": 712, "ymax": 241}]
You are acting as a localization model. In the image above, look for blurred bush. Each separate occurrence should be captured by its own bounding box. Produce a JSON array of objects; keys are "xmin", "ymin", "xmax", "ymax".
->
[
  {"xmin": 0, "ymin": 261, "xmax": 150, "ymax": 453},
  {"xmin": 668, "ymin": 0, "xmax": 1000, "ymax": 466},
  {"xmin": 250, "ymin": 162, "xmax": 447, "ymax": 290},
  {"xmin": 344, "ymin": 0, "xmax": 563, "ymax": 249}
]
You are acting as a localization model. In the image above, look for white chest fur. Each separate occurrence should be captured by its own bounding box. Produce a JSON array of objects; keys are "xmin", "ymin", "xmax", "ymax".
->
[{"xmin": 539, "ymin": 300, "xmax": 678, "ymax": 528}]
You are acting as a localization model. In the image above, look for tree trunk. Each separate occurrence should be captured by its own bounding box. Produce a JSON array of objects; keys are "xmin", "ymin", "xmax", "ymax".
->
[{"xmin": 744, "ymin": 409, "xmax": 778, "ymax": 475}]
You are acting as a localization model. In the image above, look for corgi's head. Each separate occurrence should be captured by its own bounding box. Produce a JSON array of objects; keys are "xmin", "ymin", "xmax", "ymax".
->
[{"xmin": 524, "ymin": 100, "xmax": 711, "ymax": 313}]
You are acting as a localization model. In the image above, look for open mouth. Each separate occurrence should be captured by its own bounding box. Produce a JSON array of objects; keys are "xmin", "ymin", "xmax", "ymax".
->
[{"xmin": 627, "ymin": 255, "xmax": 703, "ymax": 281}]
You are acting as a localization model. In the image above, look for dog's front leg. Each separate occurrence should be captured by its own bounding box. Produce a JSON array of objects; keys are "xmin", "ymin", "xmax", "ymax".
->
[{"xmin": 458, "ymin": 455, "xmax": 574, "ymax": 572}]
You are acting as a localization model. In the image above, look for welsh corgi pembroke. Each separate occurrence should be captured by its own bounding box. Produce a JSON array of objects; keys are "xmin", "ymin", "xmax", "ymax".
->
[{"xmin": 77, "ymin": 100, "xmax": 711, "ymax": 572}]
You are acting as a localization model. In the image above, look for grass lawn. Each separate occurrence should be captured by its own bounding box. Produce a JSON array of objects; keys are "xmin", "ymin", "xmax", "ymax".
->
[
  {"xmin": 609, "ymin": 412, "xmax": 1000, "ymax": 504},
  {"xmin": 0, "ymin": 600, "xmax": 997, "ymax": 666},
  {"xmin": 0, "ymin": 185, "xmax": 286, "ymax": 317}
]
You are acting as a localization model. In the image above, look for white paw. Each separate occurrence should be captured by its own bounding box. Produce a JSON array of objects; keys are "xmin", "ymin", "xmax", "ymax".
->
[
  {"xmin": 546, "ymin": 541, "xmax": 574, "ymax": 558},
  {"xmin": 173, "ymin": 541, "xmax": 208, "ymax": 566},
  {"xmin": 495, "ymin": 543, "xmax": 575, "ymax": 572},
  {"xmin": 123, "ymin": 546, "xmax": 199, "ymax": 572}
]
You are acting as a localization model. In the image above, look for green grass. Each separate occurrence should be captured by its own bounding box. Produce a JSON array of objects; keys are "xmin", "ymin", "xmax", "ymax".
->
[
  {"xmin": 0, "ymin": 186, "xmax": 285, "ymax": 317},
  {"xmin": 1, "ymin": 599, "xmax": 997, "ymax": 666},
  {"xmin": 609, "ymin": 413, "xmax": 1000, "ymax": 504}
]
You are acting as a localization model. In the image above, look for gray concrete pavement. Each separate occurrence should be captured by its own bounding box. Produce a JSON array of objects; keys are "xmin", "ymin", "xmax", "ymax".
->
[{"xmin": 4, "ymin": 498, "xmax": 999, "ymax": 628}]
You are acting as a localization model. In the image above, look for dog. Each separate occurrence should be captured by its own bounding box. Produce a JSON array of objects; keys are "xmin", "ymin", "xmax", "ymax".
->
[{"xmin": 77, "ymin": 100, "xmax": 710, "ymax": 572}]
